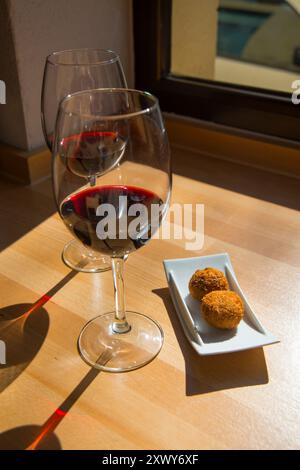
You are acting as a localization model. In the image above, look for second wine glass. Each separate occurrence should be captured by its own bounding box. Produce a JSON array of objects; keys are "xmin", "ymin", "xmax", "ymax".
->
[{"xmin": 41, "ymin": 48, "xmax": 127, "ymax": 273}]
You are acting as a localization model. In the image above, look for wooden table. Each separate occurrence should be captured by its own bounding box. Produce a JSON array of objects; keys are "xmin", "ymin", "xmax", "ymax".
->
[{"xmin": 0, "ymin": 154, "xmax": 300, "ymax": 450}]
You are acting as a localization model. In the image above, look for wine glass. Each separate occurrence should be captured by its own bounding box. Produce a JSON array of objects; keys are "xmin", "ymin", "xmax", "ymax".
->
[
  {"xmin": 41, "ymin": 48, "xmax": 127, "ymax": 273},
  {"xmin": 52, "ymin": 88, "xmax": 171, "ymax": 372}
]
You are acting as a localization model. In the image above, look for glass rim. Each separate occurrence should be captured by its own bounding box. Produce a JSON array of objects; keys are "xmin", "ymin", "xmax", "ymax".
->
[
  {"xmin": 59, "ymin": 88, "xmax": 160, "ymax": 120},
  {"xmin": 46, "ymin": 48, "xmax": 120, "ymax": 66}
]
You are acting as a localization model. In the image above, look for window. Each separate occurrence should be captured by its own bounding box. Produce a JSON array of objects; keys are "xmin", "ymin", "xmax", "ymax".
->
[{"xmin": 134, "ymin": 0, "xmax": 300, "ymax": 143}]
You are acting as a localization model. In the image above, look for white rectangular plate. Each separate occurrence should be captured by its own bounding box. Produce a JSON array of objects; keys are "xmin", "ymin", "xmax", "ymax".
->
[{"xmin": 163, "ymin": 253, "xmax": 279, "ymax": 355}]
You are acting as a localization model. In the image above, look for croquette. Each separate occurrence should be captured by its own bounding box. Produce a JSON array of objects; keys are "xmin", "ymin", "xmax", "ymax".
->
[
  {"xmin": 188, "ymin": 267, "xmax": 229, "ymax": 301},
  {"xmin": 201, "ymin": 290, "xmax": 244, "ymax": 329}
]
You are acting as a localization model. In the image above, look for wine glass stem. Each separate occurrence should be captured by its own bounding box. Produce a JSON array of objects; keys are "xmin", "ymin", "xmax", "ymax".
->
[
  {"xmin": 111, "ymin": 257, "xmax": 131, "ymax": 333},
  {"xmin": 88, "ymin": 175, "xmax": 96, "ymax": 187}
]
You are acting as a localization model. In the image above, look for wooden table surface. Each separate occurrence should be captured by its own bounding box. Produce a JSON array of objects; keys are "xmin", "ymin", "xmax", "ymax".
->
[{"xmin": 0, "ymin": 156, "xmax": 300, "ymax": 450}]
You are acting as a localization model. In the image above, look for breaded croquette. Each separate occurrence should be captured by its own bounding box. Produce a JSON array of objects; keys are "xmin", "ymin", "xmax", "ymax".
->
[
  {"xmin": 188, "ymin": 267, "xmax": 229, "ymax": 301},
  {"xmin": 202, "ymin": 290, "xmax": 244, "ymax": 329}
]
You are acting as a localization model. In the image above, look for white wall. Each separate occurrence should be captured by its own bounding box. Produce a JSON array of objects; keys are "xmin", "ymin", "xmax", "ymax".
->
[
  {"xmin": 0, "ymin": 0, "xmax": 134, "ymax": 150},
  {"xmin": 0, "ymin": 0, "xmax": 29, "ymax": 148}
]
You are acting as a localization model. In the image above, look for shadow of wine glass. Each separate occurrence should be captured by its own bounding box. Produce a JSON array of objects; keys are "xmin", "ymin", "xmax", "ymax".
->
[
  {"xmin": 0, "ymin": 425, "xmax": 62, "ymax": 450},
  {"xmin": 153, "ymin": 288, "xmax": 269, "ymax": 396},
  {"xmin": 0, "ymin": 303, "xmax": 49, "ymax": 392},
  {"xmin": 0, "ymin": 292, "xmax": 110, "ymax": 450},
  {"xmin": 0, "ymin": 269, "xmax": 79, "ymax": 393},
  {"xmin": 23, "ymin": 364, "xmax": 103, "ymax": 451}
]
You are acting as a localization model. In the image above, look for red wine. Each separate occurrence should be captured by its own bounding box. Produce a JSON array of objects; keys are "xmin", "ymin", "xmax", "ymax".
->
[
  {"xmin": 61, "ymin": 131, "xmax": 126, "ymax": 179},
  {"xmin": 60, "ymin": 185, "xmax": 163, "ymax": 256}
]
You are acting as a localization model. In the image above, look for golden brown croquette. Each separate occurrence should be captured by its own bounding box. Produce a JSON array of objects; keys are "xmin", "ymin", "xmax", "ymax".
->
[
  {"xmin": 188, "ymin": 267, "xmax": 229, "ymax": 301},
  {"xmin": 201, "ymin": 290, "xmax": 244, "ymax": 329}
]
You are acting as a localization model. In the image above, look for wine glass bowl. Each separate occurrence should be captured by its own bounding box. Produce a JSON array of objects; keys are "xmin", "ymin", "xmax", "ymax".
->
[
  {"xmin": 63, "ymin": 130, "xmax": 127, "ymax": 181},
  {"xmin": 42, "ymin": 48, "xmax": 126, "ymax": 147},
  {"xmin": 53, "ymin": 88, "xmax": 171, "ymax": 372},
  {"xmin": 41, "ymin": 48, "xmax": 127, "ymax": 272}
]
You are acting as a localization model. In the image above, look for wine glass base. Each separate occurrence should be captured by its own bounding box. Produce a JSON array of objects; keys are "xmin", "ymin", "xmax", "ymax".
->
[
  {"xmin": 62, "ymin": 239, "xmax": 111, "ymax": 273},
  {"xmin": 78, "ymin": 311, "xmax": 164, "ymax": 372}
]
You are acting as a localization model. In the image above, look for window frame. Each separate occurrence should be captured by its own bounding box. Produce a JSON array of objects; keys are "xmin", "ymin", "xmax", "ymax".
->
[{"xmin": 133, "ymin": 0, "xmax": 300, "ymax": 143}]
